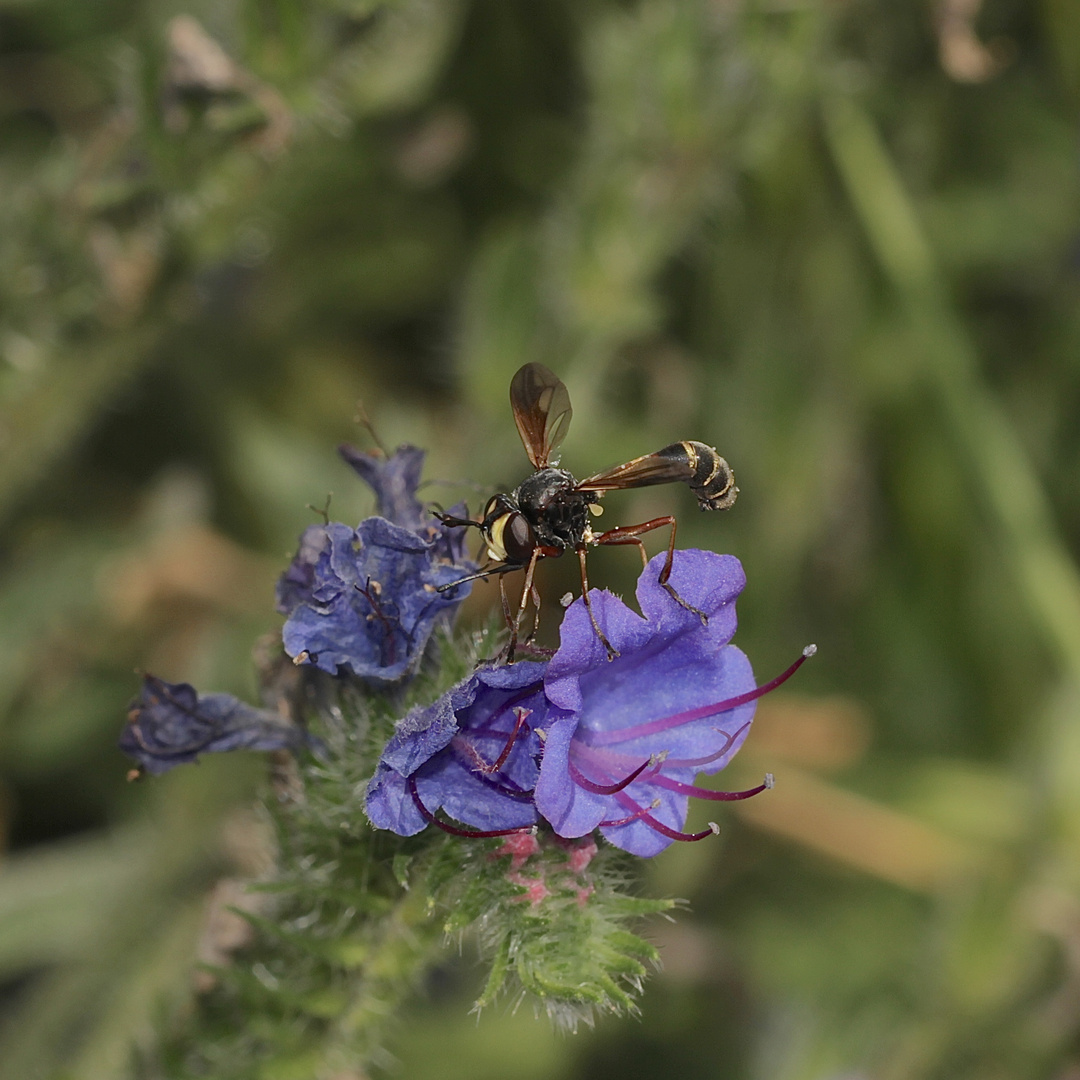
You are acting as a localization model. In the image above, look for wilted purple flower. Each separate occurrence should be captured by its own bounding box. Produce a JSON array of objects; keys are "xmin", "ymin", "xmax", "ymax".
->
[
  {"xmin": 365, "ymin": 662, "xmax": 570, "ymax": 838},
  {"xmin": 278, "ymin": 444, "xmax": 476, "ymax": 682},
  {"xmin": 277, "ymin": 517, "xmax": 470, "ymax": 682},
  {"xmin": 339, "ymin": 443, "xmax": 427, "ymax": 534},
  {"xmin": 119, "ymin": 674, "xmax": 305, "ymax": 776},
  {"xmin": 534, "ymin": 550, "xmax": 811, "ymax": 856},
  {"xmin": 339, "ymin": 442, "xmax": 471, "ymax": 565}
]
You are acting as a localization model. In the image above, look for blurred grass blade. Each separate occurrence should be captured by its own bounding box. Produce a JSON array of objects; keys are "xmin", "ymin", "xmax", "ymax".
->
[
  {"xmin": 0, "ymin": 831, "xmax": 144, "ymax": 978},
  {"xmin": 0, "ymin": 330, "xmax": 157, "ymax": 527},
  {"xmin": 822, "ymin": 89, "xmax": 1080, "ymax": 683}
]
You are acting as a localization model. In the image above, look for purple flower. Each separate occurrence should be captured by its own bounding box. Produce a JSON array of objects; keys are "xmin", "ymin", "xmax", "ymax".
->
[
  {"xmin": 277, "ymin": 517, "xmax": 470, "ymax": 682},
  {"xmin": 363, "ymin": 550, "xmax": 810, "ymax": 851},
  {"xmin": 365, "ymin": 662, "xmax": 571, "ymax": 837},
  {"xmin": 277, "ymin": 444, "xmax": 476, "ymax": 682},
  {"xmin": 534, "ymin": 550, "xmax": 809, "ymax": 856},
  {"xmin": 119, "ymin": 674, "xmax": 304, "ymax": 776}
]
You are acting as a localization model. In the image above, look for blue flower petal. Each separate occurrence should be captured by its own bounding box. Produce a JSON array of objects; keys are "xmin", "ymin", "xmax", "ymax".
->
[
  {"xmin": 365, "ymin": 662, "xmax": 555, "ymax": 836},
  {"xmin": 532, "ymin": 715, "xmax": 604, "ymax": 837},
  {"xmin": 278, "ymin": 446, "xmax": 475, "ymax": 684}
]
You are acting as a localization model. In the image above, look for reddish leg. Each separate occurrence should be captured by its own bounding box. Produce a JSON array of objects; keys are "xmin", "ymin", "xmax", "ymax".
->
[
  {"xmin": 523, "ymin": 581, "xmax": 544, "ymax": 648},
  {"xmin": 504, "ymin": 546, "xmax": 543, "ymax": 663},
  {"xmin": 577, "ymin": 547, "xmax": 619, "ymax": 660},
  {"xmin": 474, "ymin": 575, "xmax": 515, "ymax": 668},
  {"xmin": 592, "ymin": 516, "xmax": 707, "ymax": 625},
  {"xmin": 495, "ymin": 574, "xmax": 550, "ymax": 658},
  {"xmin": 498, "ymin": 573, "xmax": 514, "ymax": 630}
]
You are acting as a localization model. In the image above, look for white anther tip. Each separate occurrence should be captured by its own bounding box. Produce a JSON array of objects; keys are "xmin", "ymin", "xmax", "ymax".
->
[
  {"xmin": 560, "ymin": 592, "xmax": 574, "ymax": 608},
  {"xmin": 803, "ymin": 644, "xmax": 818, "ymax": 658},
  {"xmin": 707, "ymin": 821, "xmax": 721, "ymax": 836},
  {"xmin": 764, "ymin": 772, "xmax": 775, "ymax": 789}
]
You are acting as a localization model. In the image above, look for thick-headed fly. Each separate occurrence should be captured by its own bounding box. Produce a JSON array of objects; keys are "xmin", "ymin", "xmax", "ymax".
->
[{"xmin": 437, "ymin": 362, "xmax": 737, "ymax": 661}]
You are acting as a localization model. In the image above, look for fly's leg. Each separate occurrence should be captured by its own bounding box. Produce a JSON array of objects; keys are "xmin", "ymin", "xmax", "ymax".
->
[
  {"xmin": 498, "ymin": 574, "xmax": 514, "ymax": 635},
  {"xmin": 503, "ymin": 546, "xmax": 543, "ymax": 664},
  {"xmin": 592, "ymin": 515, "xmax": 707, "ymax": 625},
  {"xmin": 577, "ymin": 547, "xmax": 619, "ymax": 660},
  {"xmin": 523, "ymin": 581, "xmax": 543, "ymax": 648},
  {"xmin": 492, "ymin": 575, "xmax": 552, "ymax": 659}
]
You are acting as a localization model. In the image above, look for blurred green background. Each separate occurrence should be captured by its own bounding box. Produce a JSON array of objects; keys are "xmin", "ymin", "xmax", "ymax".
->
[{"xmin": 3, "ymin": 0, "xmax": 1080, "ymax": 1076}]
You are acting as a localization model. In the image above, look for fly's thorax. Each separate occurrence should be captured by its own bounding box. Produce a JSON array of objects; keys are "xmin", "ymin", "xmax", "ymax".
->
[
  {"xmin": 514, "ymin": 468, "xmax": 577, "ymax": 510},
  {"xmin": 513, "ymin": 468, "xmax": 591, "ymax": 551}
]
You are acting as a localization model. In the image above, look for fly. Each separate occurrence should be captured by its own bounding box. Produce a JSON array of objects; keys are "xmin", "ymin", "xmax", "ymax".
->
[{"xmin": 437, "ymin": 363, "xmax": 737, "ymax": 661}]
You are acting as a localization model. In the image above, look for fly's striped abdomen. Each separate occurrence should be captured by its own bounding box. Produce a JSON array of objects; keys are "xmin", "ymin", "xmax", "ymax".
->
[{"xmin": 653, "ymin": 441, "xmax": 738, "ymax": 511}]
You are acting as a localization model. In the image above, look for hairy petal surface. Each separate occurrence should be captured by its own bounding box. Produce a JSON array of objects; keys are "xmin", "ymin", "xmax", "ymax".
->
[{"xmin": 339, "ymin": 442, "xmax": 428, "ymax": 533}]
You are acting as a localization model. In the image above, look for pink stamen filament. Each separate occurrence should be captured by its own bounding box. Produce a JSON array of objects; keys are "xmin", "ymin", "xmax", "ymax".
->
[
  {"xmin": 574, "ymin": 725, "xmax": 747, "ymax": 773},
  {"xmin": 452, "ymin": 707, "xmax": 532, "ymax": 775},
  {"xmin": 647, "ymin": 772, "xmax": 773, "ymax": 801},
  {"xmin": 444, "ymin": 742, "xmax": 536, "ymax": 799},
  {"xmin": 569, "ymin": 739, "xmax": 655, "ymax": 774},
  {"xmin": 610, "ymin": 791, "xmax": 719, "ymax": 842},
  {"xmin": 568, "ymin": 756, "xmax": 653, "ymax": 796},
  {"xmin": 482, "ymin": 707, "xmax": 532, "ymax": 774},
  {"xmin": 661, "ymin": 724, "xmax": 744, "ymax": 768},
  {"xmin": 586, "ymin": 646, "xmax": 816, "ymax": 747},
  {"xmin": 408, "ymin": 775, "xmax": 535, "ymax": 839},
  {"xmin": 598, "ymin": 802, "xmax": 657, "ymax": 828},
  {"xmin": 470, "ymin": 771, "xmax": 536, "ymax": 800}
]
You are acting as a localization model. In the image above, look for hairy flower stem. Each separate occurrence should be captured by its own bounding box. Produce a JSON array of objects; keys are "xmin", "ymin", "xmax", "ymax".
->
[{"xmin": 330, "ymin": 885, "xmax": 445, "ymax": 1061}]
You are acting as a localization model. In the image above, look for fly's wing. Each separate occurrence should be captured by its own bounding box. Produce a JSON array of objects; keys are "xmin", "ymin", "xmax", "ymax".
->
[
  {"xmin": 576, "ymin": 444, "xmax": 697, "ymax": 492},
  {"xmin": 509, "ymin": 363, "xmax": 573, "ymax": 469}
]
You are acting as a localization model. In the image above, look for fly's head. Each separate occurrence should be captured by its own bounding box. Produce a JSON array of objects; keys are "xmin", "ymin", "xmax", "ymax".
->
[{"xmin": 480, "ymin": 493, "xmax": 538, "ymax": 566}]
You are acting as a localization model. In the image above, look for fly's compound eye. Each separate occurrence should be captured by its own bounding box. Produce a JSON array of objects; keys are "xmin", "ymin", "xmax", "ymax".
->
[{"xmin": 486, "ymin": 511, "xmax": 535, "ymax": 564}]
